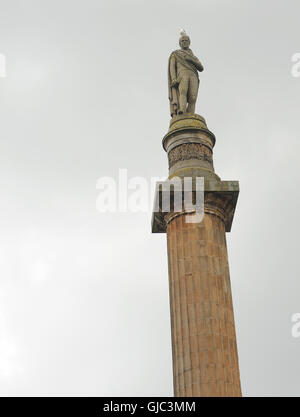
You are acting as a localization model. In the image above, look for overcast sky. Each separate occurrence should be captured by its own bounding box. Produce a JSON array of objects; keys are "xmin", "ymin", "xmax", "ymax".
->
[{"xmin": 0, "ymin": 0, "xmax": 300, "ymax": 396}]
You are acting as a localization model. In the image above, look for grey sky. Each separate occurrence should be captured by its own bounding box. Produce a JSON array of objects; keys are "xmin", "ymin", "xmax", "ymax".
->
[{"xmin": 0, "ymin": 0, "xmax": 300, "ymax": 396}]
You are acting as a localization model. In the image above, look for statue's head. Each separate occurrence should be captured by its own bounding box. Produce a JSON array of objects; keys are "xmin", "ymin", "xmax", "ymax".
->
[{"xmin": 179, "ymin": 29, "xmax": 190, "ymax": 50}]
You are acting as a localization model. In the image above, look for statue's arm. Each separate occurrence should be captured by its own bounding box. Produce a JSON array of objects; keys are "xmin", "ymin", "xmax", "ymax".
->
[
  {"xmin": 187, "ymin": 55, "xmax": 204, "ymax": 72},
  {"xmin": 195, "ymin": 58, "xmax": 204, "ymax": 72}
]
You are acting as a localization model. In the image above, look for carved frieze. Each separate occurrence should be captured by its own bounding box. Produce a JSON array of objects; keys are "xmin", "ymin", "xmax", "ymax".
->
[{"xmin": 168, "ymin": 143, "xmax": 213, "ymax": 168}]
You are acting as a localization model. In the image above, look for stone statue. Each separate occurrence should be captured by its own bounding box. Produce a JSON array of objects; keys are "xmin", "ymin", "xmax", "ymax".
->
[{"xmin": 168, "ymin": 30, "xmax": 204, "ymax": 117}]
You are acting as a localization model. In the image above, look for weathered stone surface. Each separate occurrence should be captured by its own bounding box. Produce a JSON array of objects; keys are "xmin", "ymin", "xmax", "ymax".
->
[
  {"xmin": 151, "ymin": 179, "xmax": 239, "ymax": 234},
  {"xmin": 168, "ymin": 30, "xmax": 204, "ymax": 116},
  {"xmin": 168, "ymin": 113, "xmax": 208, "ymax": 132},
  {"xmin": 162, "ymin": 113, "xmax": 217, "ymax": 181},
  {"xmin": 152, "ymin": 102, "xmax": 241, "ymax": 396},
  {"xmin": 166, "ymin": 213, "xmax": 242, "ymax": 396},
  {"xmin": 168, "ymin": 143, "xmax": 213, "ymax": 169}
]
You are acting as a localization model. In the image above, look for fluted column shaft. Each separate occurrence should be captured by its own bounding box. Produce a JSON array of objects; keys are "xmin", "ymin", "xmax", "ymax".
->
[{"xmin": 166, "ymin": 211, "xmax": 241, "ymax": 397}]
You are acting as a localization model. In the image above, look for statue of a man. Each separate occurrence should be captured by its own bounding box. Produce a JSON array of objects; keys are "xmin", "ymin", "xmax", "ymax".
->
[{"xmin": 168, "ymin": 30, "xmax": 204, "ymax": 117}]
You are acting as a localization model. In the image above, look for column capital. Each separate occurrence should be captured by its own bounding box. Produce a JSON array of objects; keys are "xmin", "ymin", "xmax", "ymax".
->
[{"xmin": 151, "ymin": 179, "xmax": 239, "ymax": 234}]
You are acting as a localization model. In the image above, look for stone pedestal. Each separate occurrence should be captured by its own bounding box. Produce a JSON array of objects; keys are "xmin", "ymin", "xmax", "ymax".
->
[{"xmin": 152, "ymin": 113, "xmax": 242, "ymax": 397}]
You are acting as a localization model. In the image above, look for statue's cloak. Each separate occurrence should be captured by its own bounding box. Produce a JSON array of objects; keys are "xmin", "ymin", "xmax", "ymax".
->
[{"xmin": 168, "ymin": 49, "xmax": 199, "ymax": 117}]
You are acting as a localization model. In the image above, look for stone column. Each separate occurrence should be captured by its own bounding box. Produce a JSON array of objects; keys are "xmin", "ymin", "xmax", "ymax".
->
[{"xmin": 152, "ymin": 114, "xmax": 242, "ymax": 397}]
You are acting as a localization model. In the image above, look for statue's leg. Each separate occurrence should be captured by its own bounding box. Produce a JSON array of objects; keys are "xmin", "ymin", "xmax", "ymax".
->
[
  {"xmin": 178, "ymin": 75, "xmax": 188, "ymax": 114},
  {"xmin": 186, "ymin": 75, "xmax": 199, "ymax": 114}
]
